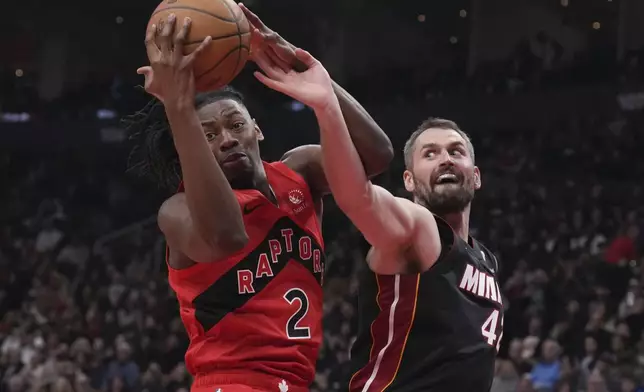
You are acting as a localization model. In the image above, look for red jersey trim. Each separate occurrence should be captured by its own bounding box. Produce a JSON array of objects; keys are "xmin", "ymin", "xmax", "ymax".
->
[
  {"xmin": 349, "ymin": 274, "xmax": 419, "ymax": 392},
  {"xmin": 166, "ymin": 243, "xmax": 233, "ymax": 279}
]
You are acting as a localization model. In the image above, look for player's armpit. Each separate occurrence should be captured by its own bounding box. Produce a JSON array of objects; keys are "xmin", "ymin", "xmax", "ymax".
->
[{"xmin": 158, "ymin": 193, "xmax": 248, "ymax": 263}]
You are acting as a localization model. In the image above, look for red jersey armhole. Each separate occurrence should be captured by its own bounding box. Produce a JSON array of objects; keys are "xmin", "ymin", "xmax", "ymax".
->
[{"xmin": 166, "ymin": 245, "xmax": 211, "ymax": 278}]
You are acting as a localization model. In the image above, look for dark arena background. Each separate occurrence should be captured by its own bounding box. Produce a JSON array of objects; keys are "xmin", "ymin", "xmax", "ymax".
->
[{"xmin": 2, "ymin": 0, "xmax": 643, "ymax": 391}]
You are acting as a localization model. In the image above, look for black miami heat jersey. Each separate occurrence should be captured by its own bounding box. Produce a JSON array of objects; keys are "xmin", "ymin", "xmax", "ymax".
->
[
  {"xmin": 349, "ymin": 218, "xmax": 503, "ymax": 392},
  {"xmin": 167, "ymin": 161, "xmax": 325, "ymax": 389}
]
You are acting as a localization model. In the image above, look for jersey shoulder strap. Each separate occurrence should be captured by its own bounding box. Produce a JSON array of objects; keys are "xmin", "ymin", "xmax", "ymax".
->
[
  {"xmin": 264, "ymin": 161, "xmax": 308, "ymax": 187},
  {"xmin": 473, "ymin": 239, "xmax": 500, "ymax": 274}
]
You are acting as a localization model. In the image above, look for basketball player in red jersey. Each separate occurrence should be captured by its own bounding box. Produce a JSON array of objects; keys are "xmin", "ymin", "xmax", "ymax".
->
[{"xmin": 128, "ymin": 11, "xmax": 393, "ymax": 392}]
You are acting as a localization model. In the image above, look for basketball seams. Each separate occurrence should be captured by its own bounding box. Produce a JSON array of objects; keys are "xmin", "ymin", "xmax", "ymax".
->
[
  {"xmin": 195, "ymin": 44, "xmax": 245, "ymax": 79},
  {"xmin": 184, "ymin": 31, "xmax": 250, "ymax": 46},
  {"xmin": 219, "ymin": 0, "xmax": 245, "ymax": 86},
  {"xmin": 218, "ymin": 0, "xmax": 237, "ymax": 21},
  {"xmin": 151, "ymin": 5, "xmax": 238, "ymax": 23},
  {"xmin": 196, "ymin": 46, "xmax": 248, "ymax": 92}
]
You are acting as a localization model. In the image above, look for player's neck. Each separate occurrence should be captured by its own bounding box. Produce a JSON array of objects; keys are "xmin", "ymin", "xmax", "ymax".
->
[
  {"xmin": 230, "ymin": 164, "xmax": 271, "ymax": 199},
  {"xmin": 251, "ymin": 166, "xmax": 275, "ymax": 203},
  {"xmin": 441, "ymin": 206, "xmax": 471, "ymax": 242},
  {"xmin": 256, "ymin": 180, "xmax": 274, "ymax": 202}
]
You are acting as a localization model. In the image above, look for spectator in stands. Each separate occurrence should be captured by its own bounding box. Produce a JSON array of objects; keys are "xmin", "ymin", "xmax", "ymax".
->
[
  {"xmin": 531, "ymin": 340, "xmax": 563, "ymax": 392},
  {"xmin": 605, "ymin": 225, "xmax": 639, "ymax": 265},
  {"xmin": 103, "ymin": 340, "xmax": 139, "ymax": 391}
]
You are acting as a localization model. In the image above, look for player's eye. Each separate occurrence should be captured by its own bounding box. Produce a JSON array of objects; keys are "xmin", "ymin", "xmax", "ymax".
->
[
  {"xmin": 450, "ymin": 149, "xmax": 462, "ymax": 156},
  {"xmin": 232, "ymin": 121, "xmax": 245, "ymax": 131},
  {"xmin": 424, "ymin": 150, "xmax": 435, "ymax": 158},
  {"xmin": 205, "ymin": 132, "xmax": 216, "ymax": 141}
]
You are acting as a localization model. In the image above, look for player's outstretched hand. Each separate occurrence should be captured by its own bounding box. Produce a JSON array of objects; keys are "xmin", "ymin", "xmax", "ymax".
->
[
  {"xmin": 239, "ymin": 3, "xmax": 308, "ymax": 72},
  {"xmin": 138, "ymin": 14, "xmax": 211, "ymax": 107},
  {"xmin": 253, "ymin": 47, "xmax": 334, "ymax": 111}
]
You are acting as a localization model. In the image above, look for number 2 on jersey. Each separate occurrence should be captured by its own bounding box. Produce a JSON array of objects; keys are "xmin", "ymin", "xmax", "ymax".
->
[
  {"xmin": 481, "ymin": 309, "xmax": 504, "ymax": 352},
  {"xmin": 283, "ymin": 288, "xmax": 311, "ymax": 339}
]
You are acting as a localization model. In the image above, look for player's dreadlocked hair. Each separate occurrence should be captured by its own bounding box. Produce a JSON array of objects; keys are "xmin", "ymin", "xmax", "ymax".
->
[{"xmin": 123, "ymin": 86, "xmax": 245, "ymax": 190}]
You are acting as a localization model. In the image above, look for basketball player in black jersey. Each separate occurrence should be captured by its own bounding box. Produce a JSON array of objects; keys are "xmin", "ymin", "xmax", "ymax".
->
[{"xmin": 317, "ymin": 117, "xmax": 503, "ymax": 391}]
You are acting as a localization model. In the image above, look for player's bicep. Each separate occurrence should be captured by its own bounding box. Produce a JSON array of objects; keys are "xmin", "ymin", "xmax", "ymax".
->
[
  {"xmin": 344, "ymin": 185, "xmax": 420, "ymax": 250},
  {"xmin": 158, "ymin": 194, "xmax": 232, "ymax": 262}
]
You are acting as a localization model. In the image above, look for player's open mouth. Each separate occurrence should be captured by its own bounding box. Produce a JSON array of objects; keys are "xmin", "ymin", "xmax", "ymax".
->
[
  {"xmin": 435, "ymin": 173, "xmax": 460, "ymax": 185},
  {"xmin": 222, "ymin": 152, "xmax": 247, "ymax": 164}
]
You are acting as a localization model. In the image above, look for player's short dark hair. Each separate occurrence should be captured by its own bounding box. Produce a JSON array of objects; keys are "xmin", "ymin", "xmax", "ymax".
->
[
  {"xmin": 403, "ymin": 117, "xmax": 474, "ymax": 169},
  {"xmin": 123, "ymin": 86, "xmax": 245, "ymax": 190}
]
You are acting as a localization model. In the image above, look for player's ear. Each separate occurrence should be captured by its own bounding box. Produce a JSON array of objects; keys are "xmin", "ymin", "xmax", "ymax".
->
[
  {"xmin": 403, "ymin": 170, "xmax": 415, "ymax": 192},
  {"xmin": 253, "ymin": 119, "xmax": 264, "ymax": 141},
  {"xmin": 474, "ymin": 166, "xmax": 481, "ymax": 190}
]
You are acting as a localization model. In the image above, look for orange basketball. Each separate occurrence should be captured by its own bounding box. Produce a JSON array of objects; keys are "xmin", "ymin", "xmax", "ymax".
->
[{"xmin": 148, "ymin": 0, "xmax": 250, "ymax": 92}]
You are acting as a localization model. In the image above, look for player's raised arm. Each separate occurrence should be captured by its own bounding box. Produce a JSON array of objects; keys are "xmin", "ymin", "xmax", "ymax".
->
[
  {"xmin": 139, "ymin": 16, "xmax": 248, "ymax": 262},
  {"xmin": 313, "ymin": 101, "xmax": 440, "ymax": 253},
  {"xmin": 239, "ymin": 4, "xmax": 394, "ymax": 196},
  {"xmin": 250, "ymin": 47, "xmax": 441, "ymax": 257}
]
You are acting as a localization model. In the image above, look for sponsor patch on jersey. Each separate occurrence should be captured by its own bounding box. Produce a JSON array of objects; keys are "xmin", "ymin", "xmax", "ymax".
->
[{"xmin": 288, "ymin": 189, "xmax": 304, "ymax": 205}]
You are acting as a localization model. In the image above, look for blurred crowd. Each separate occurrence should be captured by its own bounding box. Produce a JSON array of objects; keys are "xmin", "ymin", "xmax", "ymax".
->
[
  {"xmin": 1, "ymin": 94, "xmax": 642, "ymax": 392},
  {"xmin": 1, "ymin": 26, "xmax": 634, "ymax": 121},
  {"xmin": 2, "ymin": 18, "xmax": 644, "ymax": 392}
]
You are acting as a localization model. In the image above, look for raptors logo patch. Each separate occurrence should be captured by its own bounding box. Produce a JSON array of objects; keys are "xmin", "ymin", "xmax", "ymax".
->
[{"xmin": 288, "ymin": 189, "xmax": 304, "ymax": 205}]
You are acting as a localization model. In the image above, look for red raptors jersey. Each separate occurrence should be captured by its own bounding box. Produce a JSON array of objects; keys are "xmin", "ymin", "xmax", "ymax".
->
[{"xmin": 167, "ymin": 161, "xmax": 324, "ymax": 388}]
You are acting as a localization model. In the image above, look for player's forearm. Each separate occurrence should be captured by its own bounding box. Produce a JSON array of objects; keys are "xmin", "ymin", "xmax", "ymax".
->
[
  {"xmin": 165, "ymin": 106, "xmax": 248, "ymax": 249},
  {"xmin": 315, "ymin": 103, "xmax": 414, "ymax": 246},
  {"xmin": 314, "ymin": 98, "xmax": 374, "ymax": 210},
  {"xmin": 332, "ymin": 81, "xmax": 394, "ymax": 176}
]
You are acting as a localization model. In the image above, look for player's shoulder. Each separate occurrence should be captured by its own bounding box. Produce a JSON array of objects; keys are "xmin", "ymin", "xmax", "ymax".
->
[
  {"xmin": 157, "ymin": 193, "xmax": 188, "ymax": 233},
  {"xmin": 393, "ymin": 194, "xmax": 424, "ymax": 211},
  {"xmin": 280, "ymin": 144, "xmax": 320, "ymax": 173},
  {"xmin": 472, "ymin": 237, "xmax": 500, "ymax": 272},
  {"xmin": 278, "ymin": 144, "xmax": 322, "ymax": 191},
  {"xmin": 473, "ymin": 238, "xmax": 496, "ymax": 257},
  {"xmin": 373, "ymin": 186, "xmax": 433, "ymax": 216},
  {"xmin": 158, "ymin": 193, "xmax": 186, "ymax": 220},
  {"xmin": 267, "ymin": 155, "xmax": 308, "ymax": 184}
]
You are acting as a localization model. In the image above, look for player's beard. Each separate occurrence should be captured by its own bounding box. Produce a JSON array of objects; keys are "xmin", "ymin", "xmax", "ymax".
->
[{"xmin": 413, "ymin": 173, "xmax": 475, "ymax": 217}]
